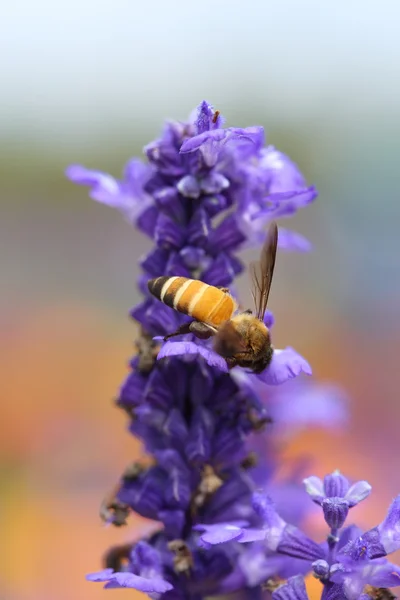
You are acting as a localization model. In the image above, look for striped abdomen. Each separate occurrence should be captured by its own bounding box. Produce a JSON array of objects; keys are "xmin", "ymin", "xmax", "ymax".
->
[{"xmin": 148, "ymin": 277, "xmax": 237, "ymax": 326}]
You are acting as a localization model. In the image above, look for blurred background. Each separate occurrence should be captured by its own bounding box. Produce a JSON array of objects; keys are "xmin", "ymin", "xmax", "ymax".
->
[{"xmin": 1, "ymin": 1, "xmax": 400, "ymax": 599}]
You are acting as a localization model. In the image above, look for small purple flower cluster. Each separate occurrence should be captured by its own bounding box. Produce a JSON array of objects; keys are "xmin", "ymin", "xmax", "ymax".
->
[
  {"xmin": 198, "ymin": 471, "xmax": 400, "ymax": 600},
  {"xmin": 66, "ymin": 102, "xmax": 395, "ymax": 599}
]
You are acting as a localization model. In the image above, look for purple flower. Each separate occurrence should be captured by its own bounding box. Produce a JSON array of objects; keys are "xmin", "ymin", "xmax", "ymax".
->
[
  {"xmin": 66, "ymin": 159, "xmax": 153, "ymax": 223},
  {"xmin": 86, "ymin": 542, "xmax": 173, "ymax": 595},
  {"xmin": 304, "ymin": 471, "xmax": 371, "ymax": 530},
  {"xmin": 67, "ymin": 100, "xmax": 317, "ymax": 264},
  {"xmin": 194, "ymin": 477, "xmax": 400, "ymax": 599}
]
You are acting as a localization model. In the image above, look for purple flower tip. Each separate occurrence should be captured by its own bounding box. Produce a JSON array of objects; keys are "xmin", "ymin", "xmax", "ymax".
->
[
  {"xmin": 304, "ymin": 472, "xmax": 371, "ymax": 511},
  {"xmin": 257, "ymin": 347, "xmax": 312, "ymax": 385},
  {"xmin": 86, "ymin": 568, "xmax": 173, "ymax": 593},
  {"xmin": 322, "ymin": 497, "xmax": 349, "ymax": 529}
]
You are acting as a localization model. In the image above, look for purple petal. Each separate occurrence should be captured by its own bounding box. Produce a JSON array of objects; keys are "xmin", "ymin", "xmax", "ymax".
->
[
  {"xmin": 324, "ymin": 472, "xmax": 350, "ymax": 498},
  {"xmin": 278, "ymin": 228, "xmax": 313, "ymax": 252},
  {"xmin": 66, "ymin": 164, "xmax": 151, "ymax": 222},
  {"xmin": 158, "ymin": 509, "xmax": 185, "ymax": 538},
  {"xmin": 155, "ymin": 449, "xmax": 189, "ymax": 474},
  {"xmin": 86, "ymin": 568, "xmax": 115, "ymax": 582},
  {"xmin": 180, "ymin": 246, "xmax": 206, "ymax": 269},
  {"xmin": 256, "ymin": 347, "xmax": 312, "ymax": 385},
  {"xmin": 180, "ymin": 128, "xmax": 226, "ymax": 153},
  {"xmin": 130, "ymin": 541, "xmax": 162, "ymax": 573},
  {"xmin": 363, "ymin": 560, "xmax": 400, "ymax": 588},
  {"xmin": 201, "ymin": 253, "xmax": 241, "ymax": 287},
  {"xmin": 322, "ymin": 583, "xmax": 347, "ymax": 600},
  {"xmin": 343, "ymin": 527, "xmax": 386, "ymax": 560},
  {"xmin": 236, "ymin": 528, "xmax": 268, "ymax": 543},
  {"xmin": 303, "ymin": 476, "xmax": 325, "ymax": 504},
  {"xmin": 66, "ymin": 165, "xmax": 120, "ymax": 204},
  {"xmin": 154, "ymin": 213, "xmax": 185, "ymax": 250},
  {"xmin": 272, "ymin": 575, "xmax": 308, "ymax": 600},
  {"xmin": 177, "ymin": 174, "xmax": 201, "ymax": 198},
  {"xmin": 136, "ymin": 205, "xmax": 158, "ymax": 237},
  {"xmin": 263, "ymin": 310, "xmax": 275, "ymax": 328},
  {"xmin": 108, "ymin": 572, "xmax": 173, "ymax": 593},
  {"xmin": 378, "ymin": 495, "xmax": 400, "ymax": 554},
  {"xmin": 180, "ymin": 126, "xmax": 264, "ymax": 167},
  {"xmin": 333, "ymin": 560, "xmax": 400, "ymax": 600},
  {"xmin": 252, "ymin": 493, "xmax": 287, "ymax": 550},
  {"xmin": 194, "ymin": 522, "xmax": 247, "ymax": 545},
  {"xmin": 181, "ymin": 127, "xmax": 263, "ymax": 155},
  {"xmin": 157, "ymin": 341, "xmax": 229, "ymax": 372},
  {"xmin": 208, "ymin": 214, "xmax": 247, "ymax": 253},
  {"xmin": 260, "ymin": 146, "xmax": 307, "ymax": 192},
  {"xmin": 345, "ymin": 480, "xmax": 372, "ymax": 507},
  {"xmin": 278, "ymin": 524, "xmax": 325, "ymax": 561},
  {"xmin": 269, "ymin": 382, "xmax": 348, "ymax": 433},
  {"xmin": 252, "ymin": 187, "xmax": 318, "ymax": 221},
  {"xmin": 201, "ymin": 171, "xmax": 230, "ymax": 194}
]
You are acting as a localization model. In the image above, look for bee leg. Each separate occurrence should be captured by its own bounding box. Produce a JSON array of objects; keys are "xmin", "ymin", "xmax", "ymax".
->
[
  {"xmin": 189, "ymin": 322, "xmax": 217, "ymax": 340},
  {"xmin": 218, "ymin": 287, "xmax": 230, "ymax": 294},
  {"xmin": 163, "ymin": 322, "xmax": 193, "ymax": 341}
]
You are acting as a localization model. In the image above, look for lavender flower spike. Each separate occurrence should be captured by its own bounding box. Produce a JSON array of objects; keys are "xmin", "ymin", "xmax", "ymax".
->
[{"xmin": 66, "ymin": 102, "xmax": 353, "ymax": 598}]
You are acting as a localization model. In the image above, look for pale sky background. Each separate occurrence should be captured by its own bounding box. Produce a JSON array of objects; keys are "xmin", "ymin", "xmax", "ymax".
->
[{"xmin": 1, "ymin": 0, "xmax": 400, "ymax": 142}]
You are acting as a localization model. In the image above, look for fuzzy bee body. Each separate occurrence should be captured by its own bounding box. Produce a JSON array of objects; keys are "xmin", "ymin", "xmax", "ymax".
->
[
  {"xmin": 148, "ymin": 222, "xmax": 278, "ymax": 374},
  {"xmin": 148, "ymin": 276, "xmax": 237, "ymax": 326}
]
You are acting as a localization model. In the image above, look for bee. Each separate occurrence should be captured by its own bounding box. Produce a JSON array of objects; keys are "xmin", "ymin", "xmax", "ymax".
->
[{"xmin": 147, "ymin": 222, "xmax": 278, "ymax": 373}]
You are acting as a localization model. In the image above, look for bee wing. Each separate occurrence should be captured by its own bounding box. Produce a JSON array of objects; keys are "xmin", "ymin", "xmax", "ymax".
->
[
  {"xmin": 214, "ymin": 321, "xmax": 247, "ymax": 357},
  {"xmin": 250, "ymin": 222, "xmax": 278, "ymax": 321}
]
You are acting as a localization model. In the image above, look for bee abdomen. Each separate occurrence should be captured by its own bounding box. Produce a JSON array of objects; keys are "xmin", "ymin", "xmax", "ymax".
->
[
  {"xmin": 148, "ymin": 277, "xmax": 236, "ymax": 324},
  {"xmin": 148, "ymin": 276, "xmax": 186, "ymax": 310}
]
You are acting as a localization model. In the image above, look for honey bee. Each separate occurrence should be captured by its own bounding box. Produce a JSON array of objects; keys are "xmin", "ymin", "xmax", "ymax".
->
[{"xmin": 148, "ymin": 222, "xmax": 278, "ymax": 373}]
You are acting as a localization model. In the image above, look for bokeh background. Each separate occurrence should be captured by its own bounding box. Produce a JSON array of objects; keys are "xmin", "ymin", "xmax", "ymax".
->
[{"xmin": 1, "ymin": 2, "xmax": 400, "ymax": 599}]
